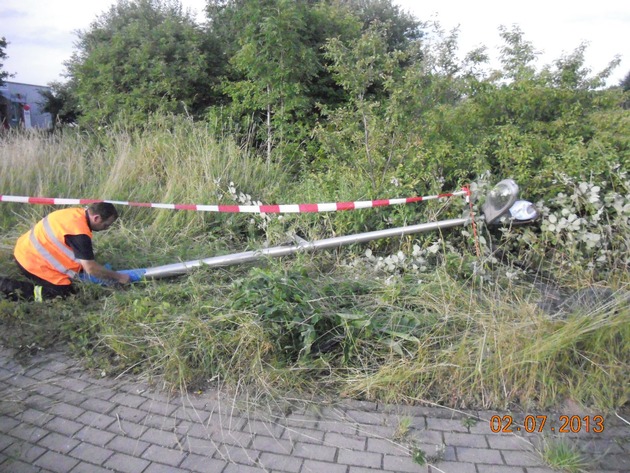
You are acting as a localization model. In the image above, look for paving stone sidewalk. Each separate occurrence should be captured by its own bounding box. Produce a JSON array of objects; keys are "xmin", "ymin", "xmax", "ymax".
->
[{"xmin": 0, "ymin": 345, "xmax": 628, "ymax": 473}]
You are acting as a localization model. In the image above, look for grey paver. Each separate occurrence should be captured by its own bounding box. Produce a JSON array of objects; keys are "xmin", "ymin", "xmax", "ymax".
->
[
  {"xmin": 324, "ymin": 431, "xmax": 366, "ymax": 450},
  {"xmin": 180, "ymin": 453, "xmax": 229, "ymax": 472},
  {"xmin": 138, "ymin": 426, "xmax": 180, "ymax": 448},
  {"xmin": 33, "ymin": 450, "xmax": 80, "ymax": 473},
  {"xmin": 282, "ymin": 426, "xmax": 325, "ymax": 443},
  {"xmin": 0, "ymin": 415, "xmax": 21, "ymax": 433},
  {"xmin": 211, "ymin": 429, "xmax": 254, "ymax": 447},
  {"xmin": 1, "ymin": 457, "xmax": 44, "ymax": 473},
  {"xmin": 213, "ymin": 444, "xmax": 260, "ymax": 465},
  {"xmin": 383, "ymin": 454, "xmax": 430, "ymax": 472},
  {"xmin": 0, "ymin": 435, "xmax": 15, "ymax": 452},
  {"xmin": 4, "ymin": 374, "xmax": 37, "ymax": 389},
  {"xmin": 46, "ymin": 401, "xmax": 86, "ymax": 419},
  {"xmin": 472, "ymin": 466, "xmax": 525, "ymax": 473},
  {"xmin": 486, "ymin": 434, "xmax": 533, "ymax": 450},
  {"xmin": 8, "ymin": 423, "xmax": 50, "ymax": 442},
  {"xmin": 431, "ymin": 461, "xmax": 476, "ymax": 473},
  {"xmin": 456, "ymin": 446, "xmax": 504, "ymax": 463},
  {"xmin": 21, "ymin": 394, "xmax": 52, "ymax": 410},
  {"xmin": 110, "ymin": 392, "xmax": 148, "ymax": 408},
  {"xmin": 112, "ymin": 405, "xmax": 148, "ymax": 423},
  {"xmin": 317, "ymin": 419, "xmax": 358, "ymax": 435},
  {"xmin": 251, "ymin": 434, "xmax": 293, "ymax": 454},
  {"xmin": 223, "ymin": 464, "xmax": 263, "ymax": 473},
  {"xmin": 444, "ymin": 431, "xmax": 488, "ymax": 447},
  {"xmin": 242, "ymin": 419, "xmax": 285, "ymax": 438},
  {"xmin": 30, "ymin": 383, "xmax": 64, "ymax": 397},
  {"xmin": 37, "ymin": 431, "xmax": 81, "ymax": 454},
  {"xmin": 44, "ymin": 416, "xmax": 84, "ymax": 436},
  {"xmin": 183, "ymin": 434, "xmax": 217, "ymax": 455},
  {"xmin": 282, "ymin": 413, "xmax": 319, "ymax": 428},
  {"xmin": 502, "ymin": 449, "xmax": 543, "ymax": 467},
  {"xmin": 337, "ymin": 449, "xmax": 382, "ymax": 468},
  {"xmin": 69, "ymin": 462, "xmax": 114, "ymax": 473},
  {"xmin": 426, "ymin": 418, "xmax": 470, "ymax": 432},
  {"xmin": 106, "ymin": 435, "xmax": 151, "ymax": 456},
  {"xmin": 75, "ymin": 410, "xmax": 116, "ymax": 429},
  {"xmin": 366, "ymin": 437, "xmax": 409, "ymax": 455},
  {"xmin": 69, "ymin": 442, "xmax": 115, "ymax": 465},
  {"xmin": 292, "ymin": 442, "xmax": 337, "ymax": 461},
  {"xmin": 106, "ymin": 418, "xmax": 147, "ymax": 438},
  {"xmin": 79, "ymin": 397, "xmax": 116, "ymax": 414},
  {"xmin": 598, "ymin": 454, "xmax": 630, "ymax": 470},
  {"xmin": 301, "ymin": 459, "xmax": 348, "ymax": 473},
  {"xmin": 141, "ymin": 444, "xmax": 187, "ymax": 466},
  {"xmin": 144, "ymin": 463, "xmax": 190, "ymax": 473},
  {"xmin": 259, "ymin": 451, "xmax": 303, "ymax": 472},
  {"xmin": 103, "ymin": 452, "xmax": 151, "ymax": 473},
  {"xmin": 73, "ymin": 426, "xmax": 116, "ymax": 446},
  {"xmin": 2, "ymin": 442, "xmax": 47, "ymax": 464},
  {"xmin": 411, "ymin": 428, "xmax": 444, "ymax": 444},
  {"xmin": 18, "ymin": 408, "xmax": 53, "ymax": 427}
]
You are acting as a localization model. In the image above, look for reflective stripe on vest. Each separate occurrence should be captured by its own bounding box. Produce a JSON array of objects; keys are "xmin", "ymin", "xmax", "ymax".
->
[
  {"xmin": 28, "ymin": 226, "xmax": 78, "ymax": 279},
  {"xmin": 42, "ymin": 217, "xmax": 77, "ymax": 262}
]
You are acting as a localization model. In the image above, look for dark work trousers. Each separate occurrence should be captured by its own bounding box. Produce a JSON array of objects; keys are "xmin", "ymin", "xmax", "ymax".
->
[
  {"xmin": 0, "ymin": 275, "xmax": 35, "ymax": 301},
  {"xmin": 9, "ymin": 259, "xmax": 78, "ymax": 300}
]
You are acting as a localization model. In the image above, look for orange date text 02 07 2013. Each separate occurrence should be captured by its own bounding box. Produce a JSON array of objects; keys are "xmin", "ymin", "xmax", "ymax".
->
[{"xmin": 489, "ymin": 415, "xmax": 605, "ymax": 434}]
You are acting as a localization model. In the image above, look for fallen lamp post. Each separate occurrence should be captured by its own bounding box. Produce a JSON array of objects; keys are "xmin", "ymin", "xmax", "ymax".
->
[{"xmin": 86, "ymin": 179, "xmax": 539, "ymax": 283}]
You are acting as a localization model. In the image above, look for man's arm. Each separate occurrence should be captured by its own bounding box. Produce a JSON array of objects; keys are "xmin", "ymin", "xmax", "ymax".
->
[
  {"xmin": 66, "ymin": 234, "xmax": 131, "ymax": 284},
  {"xmin": 79, "ymin": 260, "xmax": 131, "ymax": 284}
]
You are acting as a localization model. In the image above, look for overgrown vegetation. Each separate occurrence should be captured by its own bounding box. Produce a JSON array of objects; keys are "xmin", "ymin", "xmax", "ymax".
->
[{"xmin": 1, "ymin": 0, "xmax": 628, "ymax": 413}]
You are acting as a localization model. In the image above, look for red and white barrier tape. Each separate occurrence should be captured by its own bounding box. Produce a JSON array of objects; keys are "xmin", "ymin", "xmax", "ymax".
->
[{"xmin": 0, "ymin": 189, "xmax": 469, "ymax": 214}]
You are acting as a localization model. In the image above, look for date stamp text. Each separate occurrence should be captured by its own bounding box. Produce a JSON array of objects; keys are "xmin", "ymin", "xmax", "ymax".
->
[{"xmin": 489, "ymin": 415, "xmax": 604, "ymax": 434}]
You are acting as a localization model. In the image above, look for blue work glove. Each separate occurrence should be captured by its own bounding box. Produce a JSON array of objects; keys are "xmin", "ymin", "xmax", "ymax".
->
[
  {"xmin": 77, "ymin": 272, "xmax": 105, "ymax": 284},
  {"xmin": 78, "ymin": 268, "xmax": 146, "ymax": 285},
  {"xmin": 117, "ymin": 269, "xmax": 147, "ymax": 283}
]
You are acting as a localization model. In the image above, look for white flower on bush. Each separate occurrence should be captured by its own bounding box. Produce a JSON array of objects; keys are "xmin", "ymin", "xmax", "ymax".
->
[
  {"xmin": 427, "ymin": 241, "xmax": 441, "ymax": 254},
  {"xmin": 580, "ymin": 232, "xmax": 601, "ymax": 249},
  {"xmin": 223, "ymin": 181, "xmax": 272, "ymax": 230}
]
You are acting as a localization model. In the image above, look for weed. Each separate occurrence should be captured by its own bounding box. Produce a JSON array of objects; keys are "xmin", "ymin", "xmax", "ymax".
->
[
  {"xmin": 462, "ymin": 417, "xmax": 478, "ymax": 431},
  {"xmin": 411, "ymin": 443, "xmax": 446, "ymax": 466},
  {"xmin": 412, "ymin": 447, "xmax": 427, "ymax": 466},
  {"xmin": 393, "ymin": 416, "xmax": 412, "ymax": 441},
  {"xmin": 537, "ymin": 437, "xmax": 591, "ymax": 473}
]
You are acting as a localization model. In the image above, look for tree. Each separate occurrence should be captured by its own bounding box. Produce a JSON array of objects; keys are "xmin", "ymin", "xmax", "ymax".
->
[
  {"xmin": 39, "ymin": 80, "xmax": 80, "ymax": 130},
  {"xmin": 206, "ymin": 0, "xmax": 423, "ymax": 167},
  {"xmin": 66, "ymin": 0, "xmax": 216, "ymax": 126},
  {"xmin": 342, "ymin": 0, "xmax": 423, "ymax": 53},
  {"xmin": 0, "ymin": 37, "xmax": 13, "ymax": 86},
  {"xmin": 621, "ymin": 70, "xmax": 630, "ymax": 92},
  {"xmin": 497, "ymin": 25, "xmax": 540, "ymax": 81},
  {"xmin": 220, "ymin": 0, "xmax": 320, "ymax": 165},
  {"xmin": 321, "ymin": 23, "xmax": 410, "ymax": 192}
]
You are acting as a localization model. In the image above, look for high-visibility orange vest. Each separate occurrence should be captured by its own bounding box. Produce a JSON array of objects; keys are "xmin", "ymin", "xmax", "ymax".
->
[{"xmin": 14, "ymin": 208, "xmax": 93, "ymax": 286}]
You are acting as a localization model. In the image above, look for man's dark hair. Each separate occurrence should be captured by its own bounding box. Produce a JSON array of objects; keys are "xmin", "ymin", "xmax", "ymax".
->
[{"xmin": 88, "ymin": 202, "xmax": 118, "ymax": 220}]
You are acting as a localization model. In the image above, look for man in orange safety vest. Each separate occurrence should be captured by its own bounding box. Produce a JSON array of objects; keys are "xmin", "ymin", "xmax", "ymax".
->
[{"xmin": 9, "ymin": 202, "xmax": 131, "ymax": 301}]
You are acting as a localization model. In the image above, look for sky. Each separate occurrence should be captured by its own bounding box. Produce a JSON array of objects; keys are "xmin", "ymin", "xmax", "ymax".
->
[{"xmin": 1, "ymin": 0, "xmax": 628, "ymax": 87}]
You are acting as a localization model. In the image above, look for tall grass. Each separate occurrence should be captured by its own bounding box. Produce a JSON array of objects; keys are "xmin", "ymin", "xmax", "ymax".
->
[
  {"xmin": 0, "ymin": 124, "xmax": 628, "ymax": 413},
  {"xmin": 0, "ymin": 117, "xmax": 284, "ymax": 238}
]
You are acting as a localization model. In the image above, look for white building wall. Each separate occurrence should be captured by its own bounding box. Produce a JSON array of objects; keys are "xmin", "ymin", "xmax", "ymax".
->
[{"xmin": 0, "ymin": 81, "xmax": 52, "ymax": 129}]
